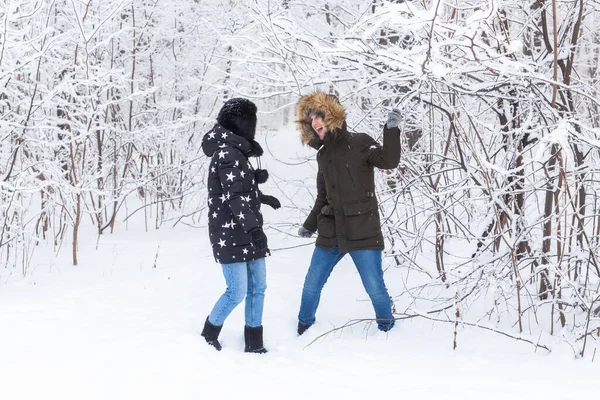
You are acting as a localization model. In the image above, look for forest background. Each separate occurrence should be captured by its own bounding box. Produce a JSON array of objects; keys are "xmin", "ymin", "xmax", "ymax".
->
[{"xmin": 1, "ymin": 0, "xmax": 600, "ymax": 359}]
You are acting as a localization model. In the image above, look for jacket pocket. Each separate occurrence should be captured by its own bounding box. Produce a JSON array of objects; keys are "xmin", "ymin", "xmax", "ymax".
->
[
  {"xmin": 317, "ymin": 214, "xmax": 336, "ymax": 238},
  {"xmin": 343, "ymin": 201, "xmax": 380, "ymax": 240},
  {"xmin": 321, "ymin": 204, "xmax": 335, "ymax": 216}
]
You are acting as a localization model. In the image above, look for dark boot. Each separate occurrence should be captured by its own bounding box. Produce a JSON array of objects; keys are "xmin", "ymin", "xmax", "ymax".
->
[
  {"xmin": 297, "ymin": 322, "xmax": 311, "ymax": 336},
  {"xmin": 201, "ymin": 317, "xmax": 222, "ymax": 351},
  {"xmin": 378, "ymin": 319, "xmax": 395, "ymax": 332},
  {"xmin": 244, "ymin": 325, "xmax": 267, "ymax": 354}
]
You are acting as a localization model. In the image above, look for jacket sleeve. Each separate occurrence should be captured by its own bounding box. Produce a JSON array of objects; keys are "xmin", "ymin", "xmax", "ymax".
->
[
  {"xmin": 303, "ymin": 170, "xmax": 327, "ymax": 233},
  {"xmin": 360, "ymin": 126, "xmax": 401, "ymax": 169},
  {"xmin": 217, "ymin": 149, "xmax": 260, "ymax": 233}
]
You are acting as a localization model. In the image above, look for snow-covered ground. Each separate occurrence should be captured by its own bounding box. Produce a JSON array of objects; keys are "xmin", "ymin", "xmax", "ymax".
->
[{"xmin": 1, "ymin": 127, "xmax": 598, "ymax": 399}]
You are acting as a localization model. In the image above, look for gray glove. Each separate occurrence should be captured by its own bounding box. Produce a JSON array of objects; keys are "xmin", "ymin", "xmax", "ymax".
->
[
  {"xmin": 298, "ymin": 226, "xmax": 314, "ymax": 238},
  {"xmin": 385, "ymin": 108, "xmax": 402, "ymax": 129}
]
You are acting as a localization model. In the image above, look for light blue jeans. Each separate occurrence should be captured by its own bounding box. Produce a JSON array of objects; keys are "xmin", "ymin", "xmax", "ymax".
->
[
  {"xmin": 298, "ymin": 246, "xmax": 395, "ymax": 331},
  {"xmin": 208, "ymin": 257, "xmax": 267, "ymax": 328}
]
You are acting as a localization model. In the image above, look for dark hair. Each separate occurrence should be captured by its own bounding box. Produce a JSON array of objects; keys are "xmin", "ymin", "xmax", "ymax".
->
[{"xmin": 308, "ymin": 109, "xmax": 325, "ymax": 119}]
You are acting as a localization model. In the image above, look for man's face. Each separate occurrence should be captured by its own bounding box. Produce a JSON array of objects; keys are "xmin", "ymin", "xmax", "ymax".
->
[{"xmin": 310, "ymin": 114, "xmax": 327, "ymax": 140}]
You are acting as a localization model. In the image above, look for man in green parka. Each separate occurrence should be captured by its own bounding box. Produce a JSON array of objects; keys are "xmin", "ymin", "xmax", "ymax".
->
[{"xmin": 295, "ymin": 91, "xmax": 402, "ymax": 334}]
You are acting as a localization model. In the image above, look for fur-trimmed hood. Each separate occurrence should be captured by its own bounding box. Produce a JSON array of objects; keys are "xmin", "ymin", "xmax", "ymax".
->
[{"xmin": 296, "ymin": 91, "xmax": 346, "ymax": 145}]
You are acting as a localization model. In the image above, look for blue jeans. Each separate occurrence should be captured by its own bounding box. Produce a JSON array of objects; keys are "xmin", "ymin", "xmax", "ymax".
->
[
  {"xmin": 298, "ymin": 246, "xmax": 395, "ymax": 331},
  {"xmin": 208, "ymin": 258, "xmax": 267, "ymax": 328}
]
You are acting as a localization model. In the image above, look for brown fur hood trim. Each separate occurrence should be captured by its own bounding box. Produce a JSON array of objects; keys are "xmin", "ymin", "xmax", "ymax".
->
[{"xmin": 296, "ymin": 91, "xmax": 346, "ymax": 145}]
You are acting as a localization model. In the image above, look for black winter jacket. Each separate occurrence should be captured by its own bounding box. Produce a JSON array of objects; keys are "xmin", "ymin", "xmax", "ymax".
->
[
  {"xmin": 296, "ymin": 91, "xmax": 401, "ymax": 253},
  {"xmin": 202, "ymin": 124, "xmax": 269, "ymax": 264}
]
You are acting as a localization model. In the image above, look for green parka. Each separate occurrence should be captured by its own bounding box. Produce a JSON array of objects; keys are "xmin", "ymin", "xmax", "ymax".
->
[{"xmin": 297, "ymin": 92, "xmax": 401, "ymax": 253}]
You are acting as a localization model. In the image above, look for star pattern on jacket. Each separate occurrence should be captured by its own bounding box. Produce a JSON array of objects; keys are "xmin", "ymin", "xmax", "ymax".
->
[{"xmin": 201, "ymin": 124, "xmax": 270, "ymax": 264}]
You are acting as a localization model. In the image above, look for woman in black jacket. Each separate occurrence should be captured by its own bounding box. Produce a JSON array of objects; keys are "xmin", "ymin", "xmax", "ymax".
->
[{"xmin": 200, "ymin": 98, "xmax": 280, "ymax": 353}]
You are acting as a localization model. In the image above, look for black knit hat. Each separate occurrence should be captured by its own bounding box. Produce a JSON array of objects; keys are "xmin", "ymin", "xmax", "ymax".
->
[{"xmin": 217, "ymin": 98, "xmax": 258, "ymax": 141}]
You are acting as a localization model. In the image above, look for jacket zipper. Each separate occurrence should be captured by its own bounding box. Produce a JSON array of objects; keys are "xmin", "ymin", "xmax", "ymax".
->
[{"xmin": 346, "ymin": 163, "xmax": 357, "ymax": 188}]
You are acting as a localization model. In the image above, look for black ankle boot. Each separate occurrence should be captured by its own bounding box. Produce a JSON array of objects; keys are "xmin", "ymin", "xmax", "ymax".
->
[
  {"xmin": 244, "ymin": 325, "xmax": 267, "ymax": 354},
  {"xmin": 201, "ymin": 317, "xmax": 222, "ymax": 351},
  {"xmin": 297, "ymin": 322, "xmax": 311, "ymax": 336}
]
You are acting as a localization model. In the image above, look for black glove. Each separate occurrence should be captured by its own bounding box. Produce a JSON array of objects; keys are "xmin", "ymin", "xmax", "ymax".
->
[
  {"xmin": 255, "ymin": 169, "xmax": 269, "ymax": 184},
  {"xmin": 385, "ymin": 108, "xmax": 402, "ymax": 129},
  {"xmin": 260, "ymin": 193, "xmax": 281, "ymax": 210},
  {"xmin": 249, "ymin": 228, "xmax": 268, "ymax": 252},
  {"xmin": 298, "ymin": 226, "xmax": 314, "ymax": 238}
]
